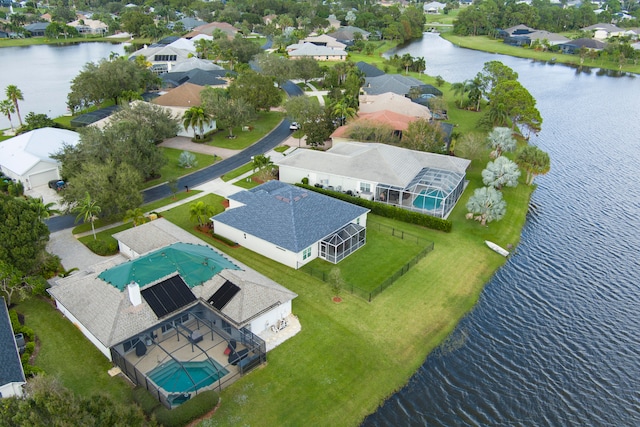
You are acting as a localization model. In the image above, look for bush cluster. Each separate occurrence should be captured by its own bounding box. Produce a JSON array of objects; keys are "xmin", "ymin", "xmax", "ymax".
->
[
  {"xmin": 211, "ymin": 232, "xmax": 238, "ymax": 247},
  {"xmin": 9, "ymin": 309, "xmax": 44, "ymax": 377},
  {"xmin": 133, "ymin": 387, "xmax": 218, "ymax": 427},
  {"xmin": 86, "ymin": 239, "xmax": 118, "ymax": 256},
  {"xmin": 296, "ymin": 183, "xmax": 453, "ymax": 232}
]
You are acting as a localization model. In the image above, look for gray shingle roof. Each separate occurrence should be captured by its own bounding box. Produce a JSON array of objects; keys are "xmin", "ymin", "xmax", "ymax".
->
[
  {"xmin": 356, "ymin": 61, "xmax": 385, "ymax": 77},
  {"xmin": 0, "ymin": 298, "xmax": 26, "ymax": 387},
  {"xmin": 363, "ymin": 74, "xmax": 427, "ymax": 96},
  {"xmin": 213, "ymin": 181, "xmax": 368, "ymax": 253},
  {"xmin": 288, "ymin": 43, "xmax": 347, "ymax": 57}
]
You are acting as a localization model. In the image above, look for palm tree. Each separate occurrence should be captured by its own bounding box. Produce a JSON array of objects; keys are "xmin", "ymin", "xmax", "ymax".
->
[
  {"xmin": 401, "ymin": 53, "xmax": 414, "ymax": 75},
  {"xmin": 28, "ymin": 198, "xmax": 60, "ymax": 224},
  {"xmin": 0, "ymin": 99, "xmax": 16, "ymax": 132},
  {"xmin": 414, "ymin": 56, "xmax": 426, "ymax": 74},
  {"xmin": 5, "ymin": 85, "xmax": 24, "ymax": 127},
  {"xmin": 332, "ymin": 100, "xmax": 357, "ymax": 126},
  {"xmin": 182, "ymin": 106, "xmax": 212, "ymax": 140},
  {"xmin": 451, "ymin": 81, "xmax": 468, "ymax": 108},
  {"xmin": 486, "ymin": 102, "xmax": 508, "ymax": 127},
  {"xmin": 123, "ymin": 207, "xmax": 146, "ymax": 227},
  {"xmin": 189, "ymin": 201, "xmax": 215, "ymax": 229},
  {"xmin": 516, "ymin": 145, "xmax": 551, "ymax": 185},
  {"xmin": 73, "ymin": 193, "xmax": 101, "ymax": 240},
  {"xmin": 466, "ymin": 77, "xmax": 483, "ymax": 112}
]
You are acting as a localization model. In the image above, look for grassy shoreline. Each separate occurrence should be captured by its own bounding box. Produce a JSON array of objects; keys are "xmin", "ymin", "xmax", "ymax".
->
[{"xmin": 440, "ymin": 33, "xmax": 640, "ymax": 75}]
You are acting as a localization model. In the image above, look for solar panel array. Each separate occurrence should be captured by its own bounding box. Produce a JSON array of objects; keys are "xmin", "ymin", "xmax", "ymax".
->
[
  {"xmin": 207, "ymin": 280, "xmax": 240, "ymax": 310},
  {"xmin": 141, "ymin": 275, "xmax": 196, "ymax": 318}
]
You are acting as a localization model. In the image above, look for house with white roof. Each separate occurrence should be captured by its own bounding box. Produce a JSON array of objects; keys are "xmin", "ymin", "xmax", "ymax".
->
[
  {"xmin": 68, "ymin": 18, "xmax": 108, "ymax": 35},
  {"xmin": 359, "ymin": 92, "xmax": 432, "ymax": 119},
  {"xmin": 300, "ymin": 34, "xmax": 347, "ymax": 50},
  {"xmin": 423, "ymin": 2, "xmax": 447, "ymax": 13},
  {"xmin": 0, "ymin": 298, "xmax": 26, "ymax": 399},
  {"xmin": 0, "ymin": 128, "xmax": 80, "ymax": 189},
  {"xmin": 277, "ymin": 142, "xmax": 471, "ymax": 219},
  {"xmin": 582, "ymin": 23, "xmax": 625, "ymax": 39},
  {"xmin": 49, "ymin": 219, "xmax": 298, "ymax": 408},
  {"xmin": 212, "ymin": 181, "xmax": 369, "ymax": 269},
  {"xmin": 128, "ymin": 45, "xmax": 192, "ymax": 74},
  {"xmin": 287, "ymin": 43, "xmax": 347, "ymax": 61}
]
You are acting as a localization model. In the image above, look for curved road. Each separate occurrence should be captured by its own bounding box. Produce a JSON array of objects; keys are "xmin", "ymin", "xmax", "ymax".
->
[{"xmin": 47, "ymin": 82, "xmax": 304, "ymax": 232}]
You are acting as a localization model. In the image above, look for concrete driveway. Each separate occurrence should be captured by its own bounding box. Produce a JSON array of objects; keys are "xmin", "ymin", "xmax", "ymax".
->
[{"xmin": 46, "ymin": 230, "xmax": 124, "ymax": 272}]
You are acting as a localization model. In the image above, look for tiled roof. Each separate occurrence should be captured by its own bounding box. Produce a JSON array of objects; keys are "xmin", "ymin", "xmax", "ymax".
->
[
  {"xmin": 277, "ymin": 142, "xmax": 470, "ymax": 188},
  {"xmin": 288, "ymin": 43, "xmax": 347, "ymax": 57},
  {"xmin": 213, "ymin": 181, "xmax": 368, "ymax": 253},
  {"xmin": 0, "ymin": 298, "xmax": 25, "ymax": 387},
  {"xmin": 359, "ymin": 92, "xmax": 431, "ymax": 118},
  {"xmin": 152, "ymin": 82, "xmax": 206, "ymax": 107},
  {"xmin": 48, "ymin": 219, "xmax": 296, "ymax": 347}
]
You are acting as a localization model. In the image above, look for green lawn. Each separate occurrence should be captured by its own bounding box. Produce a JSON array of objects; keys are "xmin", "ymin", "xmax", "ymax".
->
[
  {"xmin": 71, "ymin": 190, "xmax": 202, "ymax": 234},
  {"xmin": 208, "ymin": 111, "xmax": 284, "ymax": 150},
  {"xmin": 303, "ymin": 217, "xmax": 432, "ymax": 292},
  {"xmin": 441, "ymin": 33, "xmax": 640, "ymax": 75},
  {"xmin": 221, "ymin": 163, "xmax": 253, "ymax": 182},
  {"xmin": 15, "ymin": 298, "xmax": 133, "ymax": 402},
  {"xmin": 160, "ymin": 193, "xmax": 227, "ymax": 229},
  {"xmin": 143, "ymin": 148, "xmax": 219, "ymax": 188},
  {"xmin": 232, "ymin": 175, "xmax": 262, "ymax": 189}
]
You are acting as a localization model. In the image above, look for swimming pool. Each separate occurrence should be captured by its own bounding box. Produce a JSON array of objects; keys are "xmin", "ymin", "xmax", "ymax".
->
[
  {"xmin": 147, "ymin": 359, "xmax": 228, "ymax": 393},
  {"xmin": 412, "ymin": 189, "xmax": 445, "ymax": 211}
]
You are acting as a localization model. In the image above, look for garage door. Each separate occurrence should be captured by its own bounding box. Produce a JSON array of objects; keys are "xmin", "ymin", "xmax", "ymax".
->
[{"xmin": 28, "ymin": 169, "xmax": 58, "ymax": 188}]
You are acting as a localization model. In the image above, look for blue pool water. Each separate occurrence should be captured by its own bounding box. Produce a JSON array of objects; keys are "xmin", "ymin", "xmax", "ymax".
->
[
  {"xmin": 412, "ymin": 189, "xmax": 444, "ymax": 211},
  {"xmin": 148, "ymin": 359, "xmax": 228, "ymax": 393}
]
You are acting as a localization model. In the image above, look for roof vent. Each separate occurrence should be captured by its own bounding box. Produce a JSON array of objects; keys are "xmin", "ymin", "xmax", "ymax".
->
[{"xmin": 127, "ymin": 281, "xmax": 142, "ymax": 306}]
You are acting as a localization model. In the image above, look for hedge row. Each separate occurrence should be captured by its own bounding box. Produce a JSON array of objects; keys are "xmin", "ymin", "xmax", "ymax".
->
[
  {"xmin": 295, "ymin": 183, "xmax": 453, "ymax": 232},
  {"xmin": 133, "ymin": 387, "xmax": 218, "ymax": 427}
]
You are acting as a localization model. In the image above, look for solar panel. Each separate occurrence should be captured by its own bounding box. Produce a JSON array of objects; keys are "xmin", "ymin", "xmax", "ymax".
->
[
  {"xmin": 141, "ymin": 275, "xmax": 196, "ymax": 318},
  {"xmin": 208, "ymin": 280, "xmax": 240, "ymax": 310}
]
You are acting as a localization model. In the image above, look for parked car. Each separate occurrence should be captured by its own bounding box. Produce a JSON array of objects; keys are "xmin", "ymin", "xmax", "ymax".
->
[
  {"xmin": 289, "ymin": 122, "xmax": 299, "ymax": 131},
  {"xmin": 48, "ymin": 179, "xmax": 66, "ymax": 191}
]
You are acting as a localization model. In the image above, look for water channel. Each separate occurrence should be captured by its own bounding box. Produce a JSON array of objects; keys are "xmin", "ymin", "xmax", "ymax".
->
[
  {"xmin": 1, "ymin": 37, "xmax": 638, "ymax": 426},
  {"xmin": 0, "ymin": 42, "xmax": 126, "ymax": 130},
  {"xmin": 364, "ymin": 33, "xmax": 640, "ymax": 426}
]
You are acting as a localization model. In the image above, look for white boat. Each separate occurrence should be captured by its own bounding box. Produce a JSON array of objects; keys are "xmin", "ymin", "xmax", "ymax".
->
[{"xmin": 485, "ymin": 240, "xmax": 509, "ymax": 257}]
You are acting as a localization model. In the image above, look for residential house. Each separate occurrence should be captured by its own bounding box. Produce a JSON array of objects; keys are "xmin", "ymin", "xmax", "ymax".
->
[
  {"xmin": 423, "ymin": 2, "xmax": 447, "ymax": 13},
  {"xmin": 24, "ymin": 22, "xmax": 49, "ymax": 37},
  {"xmin": 328, "ymin": 26, "xmax": 370, "ymax": 44},
  {"xmin": 277, "ymin": 142, "xmax": 470, "ymax": 219},
  {"xmin": 168, "ymin": 57, "xmax": 225, "ymax": 74},
  {"xmin": 151, "ymin": 84, "xmax": 217, "ymax": 137},
  {"xmin": 49, "ymin": 219, "xmax": 298, "ymax": 407},
  {"xmin": 0, "ymin": 298, "xmax": 26, "ymax": 399},
  {"xmin": 184, "ymin": 22, "xmax": 238, "ymax": 39},
  {"xmin": 212, "ymin": 181, "xmax": 369, "ymax": 269},
  {"xmin": 355, "ymin": 61, "xmax": 385, "ymax": 78},
  {"xmin": 128, "ymin": 45, "xmax": 192, "ymax": 74},
  {"xmin": 363, "ymin": 74, "xmax": 427, "ymax": 96},
  {"xmin": 0, "ymin": 128, "xmax": 80, "ymax": 189},
  {"xmin": 330, "ymin": 110, "xmax": 418, "ymax": 143},
  {"xmin": 160, "ymin": 69, "xmax": 228, "ymax": 88},
  {"xmin": 287, "ymin": 43, "xmax": 347, "ymax": 61},
  {"xmin": 582, "ymin": 23, "xmax": 625, "ymax": 39},
  {"xmin": 68, "ymin": 18, "xmax": 108, "ymax": 35},
  {"xmin": 300, "ymin": 34, "xmax": 347, "ymax": 50},
  {"xmin": 172, "ymin": 17, "xmax": 206, "ymax": 31},
  {"xmin": 359, "ymin": 92, "xmax": 432, "ymax": 119},
  {"xmin": 499, "ymin": 24, "xmax": 569, "ymax": 46},
  {"xmin": 559, "ymin": 38, "xmax": 606, "ymax": 54}
]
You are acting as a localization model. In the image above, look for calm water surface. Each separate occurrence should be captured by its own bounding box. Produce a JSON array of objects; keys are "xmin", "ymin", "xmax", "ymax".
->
[
  {"xmin": 364, "ymin": 34, "xmax": 640, "ymax": 426},
  {"xmin": 0, "ymin": 43, "xmax": 125, "ymax": 130}
]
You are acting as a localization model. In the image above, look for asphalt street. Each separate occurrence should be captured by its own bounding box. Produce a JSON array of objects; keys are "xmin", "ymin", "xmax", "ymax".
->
[{"xmin": 46, "ymin": 82, "xmax": 304, "ymax": 232}]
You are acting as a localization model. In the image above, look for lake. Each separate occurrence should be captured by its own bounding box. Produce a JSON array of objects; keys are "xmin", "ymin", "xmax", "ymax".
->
[
  {"xmin": 363, "ymin": 33, "xmax": 640, "ymax": 426},
  {"xmin": 0, "ymin": 42, "xmax": 125, "ymax": 130}
]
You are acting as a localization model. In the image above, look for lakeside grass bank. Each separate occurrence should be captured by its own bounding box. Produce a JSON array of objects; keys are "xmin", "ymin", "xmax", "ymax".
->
[{"xmin": 441, "ymin": 33, "xmax": 640, "ymax": 75}]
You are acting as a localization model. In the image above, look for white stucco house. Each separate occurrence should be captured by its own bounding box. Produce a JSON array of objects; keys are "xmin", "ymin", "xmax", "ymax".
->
[
  {"xmin": 0, "ymin": 128, "xmax": 80, "ymax": 189},
  {"xmin": 212, "ymin": 181, "xmax": 369, "ymax": 269},
  {"xmin": 277, "ymin": 142, "xmax": 471, "ymax": 219},
  {"xmin": 287, "ymin": 43, "xmax": 348, "ymax": 61},
  {"xmin": 48, "ymin": 219, "xmax": 298, "ymax": 407},
  {"xmin": 0, "ymin": 298, "xmax": 26, "ymax": 399}
]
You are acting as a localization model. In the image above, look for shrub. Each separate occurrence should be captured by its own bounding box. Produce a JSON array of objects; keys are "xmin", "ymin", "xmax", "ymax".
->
[
  {"xmin": 178, "ymin": 151, "xmax": 198, "ymax": 168},
  {"xmin": 39, "ymin": 253, "xmax": 63, "ymax": 279},
  {"xmin": 296, "ymin": 184, "xmax": 453, "ymax": 232},
  {"xmin": 153, "ymin": 390, "xmax": 219, "ymax": 427},
  {"xmin": 211, "ymin": 233, "xmax": 238, "ymax": 247},
  {"xmin": 86, "ymin": 239, "xmax": 118, "ymax": 256},
  {"xmin": 301, "ymin": 177, "xmax": 309, "ymax": 185}
]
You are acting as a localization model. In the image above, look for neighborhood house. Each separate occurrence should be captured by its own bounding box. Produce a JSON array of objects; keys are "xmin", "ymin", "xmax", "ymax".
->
[
  {"xmin": 277, "ymin": 142, "xmax": 471, "ymax": 219},
  {"xmin": 212, "ymin": 181, "xmax": 369, "ymax": 269},
  {"xmin": 48, "ymin": 219, "xmax": 298, "ymax": 408}
]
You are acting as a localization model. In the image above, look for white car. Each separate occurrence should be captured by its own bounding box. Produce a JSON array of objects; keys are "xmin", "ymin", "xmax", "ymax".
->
[{"xmin": 289, "ymin": 122, "xmax": 299, "ymax": 131}]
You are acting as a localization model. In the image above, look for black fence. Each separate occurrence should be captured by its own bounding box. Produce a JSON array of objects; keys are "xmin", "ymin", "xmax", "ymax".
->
[{"xmin": 302, "ymin": 222, "xmax": 434, "ymax": 301}]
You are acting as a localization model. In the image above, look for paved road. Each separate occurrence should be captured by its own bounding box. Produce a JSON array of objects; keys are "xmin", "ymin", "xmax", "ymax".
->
[{"xmin": 46, "ymin": 83, "xmax": 303, "ymax": 232}]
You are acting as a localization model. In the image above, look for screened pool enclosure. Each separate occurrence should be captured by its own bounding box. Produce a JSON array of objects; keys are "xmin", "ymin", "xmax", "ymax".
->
[
  {"xmin": 319, "ymin": 223, "xmax": 366, "ymax": 264},
  {"xmin": 375, "ymin": 167, "xmax": 466, "ymax": 219}
]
